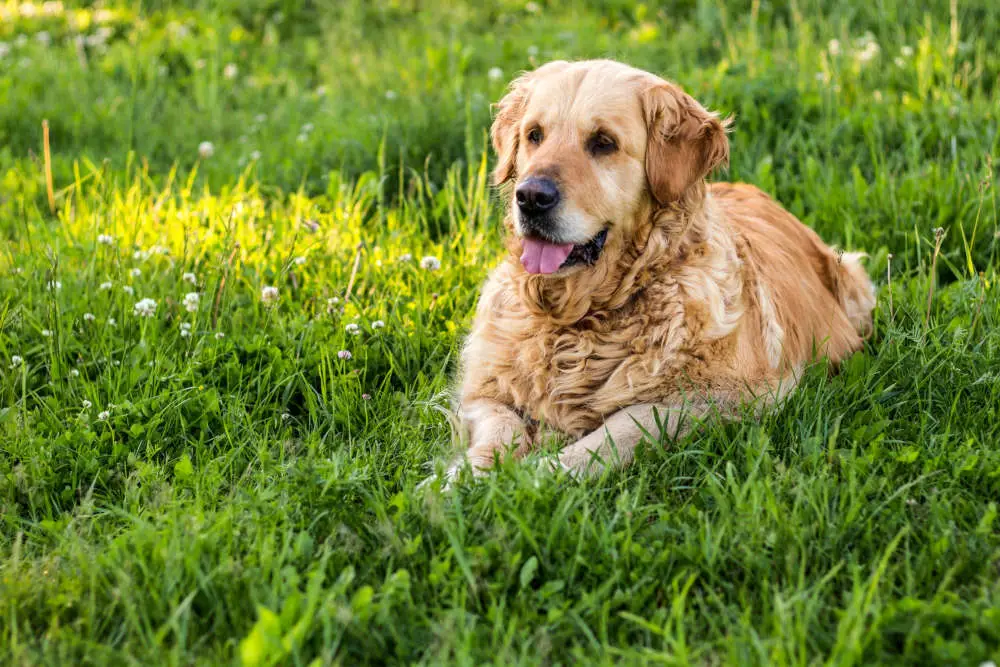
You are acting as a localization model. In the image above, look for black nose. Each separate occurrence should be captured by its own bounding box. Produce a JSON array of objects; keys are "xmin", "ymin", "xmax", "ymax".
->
[{"xmin": 515, "ymin": 177, "xmax": 560, "ymax": 216}]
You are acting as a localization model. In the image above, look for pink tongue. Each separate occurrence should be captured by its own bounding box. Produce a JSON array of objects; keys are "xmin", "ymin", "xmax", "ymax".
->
[{"xmin": 520, "ymin": 237, "xmax": 575, "ymax": 274}]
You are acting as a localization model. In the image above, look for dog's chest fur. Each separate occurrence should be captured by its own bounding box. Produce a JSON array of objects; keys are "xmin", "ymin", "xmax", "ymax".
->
[{"xmin": 461, "ymin": 258, "xmax": 747, "ymax": 438}]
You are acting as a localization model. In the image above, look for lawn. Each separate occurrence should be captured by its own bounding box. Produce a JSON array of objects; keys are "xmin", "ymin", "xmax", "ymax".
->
[{"xmin": 1, "ymin": 0, "xmax": 999, "ymax": 664}]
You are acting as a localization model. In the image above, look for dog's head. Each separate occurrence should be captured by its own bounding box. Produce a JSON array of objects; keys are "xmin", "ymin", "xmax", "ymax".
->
[{"xmin": 491, "ymin": 59, "xmax": 729, "ymax": 277}]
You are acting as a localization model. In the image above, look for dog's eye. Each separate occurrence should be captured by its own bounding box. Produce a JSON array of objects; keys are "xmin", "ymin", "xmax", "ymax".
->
[
  {"xmin": 526, "ymin": 127, "xmax": 544, "ymax": 145},
  {"xmin": 587, "ymin": 132, "xmax": 618, "ymax": 156}
]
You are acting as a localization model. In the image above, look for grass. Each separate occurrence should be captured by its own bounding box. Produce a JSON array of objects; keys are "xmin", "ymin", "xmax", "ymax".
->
[{"xmin": 1, "ymin": 0, "xmax": 999, "ymax": 664}]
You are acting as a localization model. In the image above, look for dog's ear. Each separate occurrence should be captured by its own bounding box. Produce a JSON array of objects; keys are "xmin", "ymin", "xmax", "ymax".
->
[
  {"xmin": 490, "ymin": 73, "xmax": 533, "ymax": 186},
  {"xmin": 641, "ymin": 82, "xmax": 731, "ymax": 205}
]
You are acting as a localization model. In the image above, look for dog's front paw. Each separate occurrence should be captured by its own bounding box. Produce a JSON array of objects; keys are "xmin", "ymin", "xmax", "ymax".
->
[
  {"xmin": 552, "ymin": 441, "xmax": 609, "ymax": 479},
  {"xmin": 418, "ymin": 458, "xmax": 486, "ymax": 492},
  {"xmin": 416, "ymin": 472, "xmax": 442, "ymax": 492},
  {"xmin": 534, "ymin": 453, "xmax": 574, "ymax": 478}
]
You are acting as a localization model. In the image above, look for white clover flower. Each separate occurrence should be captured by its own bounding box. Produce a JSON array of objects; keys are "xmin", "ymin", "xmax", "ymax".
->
[
  {"xmin": 250, "ymin": 150, "xmax": 262, "ymax": 161},
  {"xmin": 488, "ymin": 67, "xmax": 504, "ymax": 81},
  {"xmin": 180, "ymin": 322, "xmax": 192, "ymax": 331},
  {"xmin": 180, "ymin": 329, "xmax": 190, "ymax": 338},
  {"xmin": 420, "ymin": 255, "xmax": 441, "ymax": 271},
  {"xmin": 398, "ymin": 253, "xmax": 412, "ymax": 262},
  {"xmin": 36, "ymin": 31, "xmax": 51, "ymax": 46},
  {"xmin": 894, "ymin": 57, "xmax": 905, "ymax": 67},
  {"xmin": 70, "ymin": 368, "xmax": 80, "ymax": 377},
  {"xmin": 41, "ymin": 329, "xmax": 53, "ymax": 337},
  {"xmin": 166, "ymin": 21, "xmax": 187, "ymax": 39},
  {"xmin": 10, "ymin": 355, "xmax": 23, "ymax": 367},
  {"xmin": 123, "ymin": 286, "xmax": 134, "ymax": 295},
  {"xmin": 82, "ymin": 400, "xmax": 92, "ymax": 409},
  {"xmin": 281, "ymin": 412, "xmax": 291, "ymax": 421},
  {"xmin": 254, "ymin": 113, "xmax": 267, "ymax": 123},
  {"xmin": 47, "ymin": 280, "xmax": 62, "ymax": 291},
  {"xmin": 195, "ymin": 58, "xmax": 206, "ymax": 69},
  {"xmin": 301, "ymin": 122, "xmax": 314, "ymax": 133},
  {"xmin": 107, "ymin": 317, "xmax": 117, "ymax": 326},
  {"xmin": 293, "ymin": 256, "xmax": 306, "ymax": 265},
  {"xmin": 97, "ymin": 234, "xmax": 114, "ymax": 245},
  {"xmin": 261, "ymin": 285, "xmax": 279, "ymax": 304},
  {"xmin": 132, "ymin": 250, "xmax": 143, "ymax": 260},
  {"xmin": 98, "ymin": 410, "xmax": 110, "ymax": 420},
  {"xmin": 130, "ymin": 268, "xmax": 141, "ymax": 278},
  {"xmin": 83, "ymin": 312, "xmax": 96, "ymax": 322},
  {"xmin": 223, "ymin": 63, "xmax": 238, "ymax": 79},
  {"xmin": 0, "ymin": 43, "xmax": 9, "ymax": 60},
  {"xmin": 525, "ymin": 1, "xmax": 540, "ymax": 12},
  {"xmin": 527, "ymin": 45, "xmax": 539, "ymax": 57},
  {"xmin": 900, "ymin": 45, "xmax": 914, "ymax": 57},
  {"xmin": 827, "ymin": 39, "xmax": 841, "ymax": 56},
  {"xmin": 328, "ymin": 296, "xmax": 340, "ymax": 305},
  {"xmin": 215, "ymin": 331, "xmax": 225, "ymax": 339},
  {"xmin": 337, "ymin": 349, "xmax": 352, "ymax": 360},
  {"xmin": 315, "ymin": 85, "xmax": 328, "ymax": 97},
  {"xmin": 183, "ymin": 292, "xmax": 200, "ymax": 312},
  {"xmin": 85, "ymin": 32, "xmax": 109, "ymax": 49},
  {"xmin": 372, "ymin": 320, "xmax": 385, "ymax": 330},
  {"xmin": 385, "ymin": 90, "xmax": 397, "ymax": 100},
  {"xmin": 345, "ymin": 323, "xmax": 360, "ymax": 335},
  {"xmin": 183, "ymin": 272, "xmax": 197, "ymax": 284},
  {"xmin": 855, "ymin": 41, "xmax": 880, "ymax": 64},
  {"xmin": 198, "ymin": 141, "xmax": 215, "ymax": 159},
  {"xmin": 133, "ymin": 298, "xmax": 157, "ymax": 317},
  {"xmin": 296, "ymin": 133, "xmax": 309, "ymax": 144}
]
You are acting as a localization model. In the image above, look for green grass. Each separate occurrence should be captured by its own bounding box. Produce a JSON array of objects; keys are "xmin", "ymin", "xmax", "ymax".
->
[{"xmin": 1, "ymin": 0, "xmax": 999, "ymax": 664}]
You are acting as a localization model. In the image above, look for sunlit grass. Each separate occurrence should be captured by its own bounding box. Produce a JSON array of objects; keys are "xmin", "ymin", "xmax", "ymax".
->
[{"xmin": 1, "ymin": 0, "xmax": 999, "ymax": 664}]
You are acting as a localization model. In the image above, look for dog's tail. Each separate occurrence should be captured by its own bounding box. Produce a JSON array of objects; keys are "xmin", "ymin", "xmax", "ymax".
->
[{"xmin": 835, "ymin": 252, "xmax": 877, "ymax": 337}]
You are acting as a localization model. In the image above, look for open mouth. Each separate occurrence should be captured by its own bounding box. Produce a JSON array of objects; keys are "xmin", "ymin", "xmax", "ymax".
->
[{"xmin": 520, "ymin": 228, "xmax": 609, "ymax": 275}]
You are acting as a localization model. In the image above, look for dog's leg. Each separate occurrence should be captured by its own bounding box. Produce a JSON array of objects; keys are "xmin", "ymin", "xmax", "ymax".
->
[
  {"xmin": 553, "ymin": 401, "xmax": 711, "ymax": 477},
  {"xmin": 463, "ymin": 398, "xmax": 534, "ymax": 469},
  {"xmin": 435, "ymin": 398, "xmax": 532, "ymax": 485}
]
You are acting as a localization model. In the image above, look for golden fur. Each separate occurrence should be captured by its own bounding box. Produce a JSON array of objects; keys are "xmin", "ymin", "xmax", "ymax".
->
[{"xmin": 440, "ymin": 60, "xmax": 876, "ymax": 481}]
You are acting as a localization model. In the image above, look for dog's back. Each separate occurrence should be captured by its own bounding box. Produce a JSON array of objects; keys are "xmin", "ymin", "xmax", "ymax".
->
[{"xmin": 711, "ymin": 182, "xmax": 876, "ymax": 369}]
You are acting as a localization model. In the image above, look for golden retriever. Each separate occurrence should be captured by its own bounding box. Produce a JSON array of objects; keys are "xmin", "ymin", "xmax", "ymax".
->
[{"xmin": 439, "ymin": 59, "xmax": 875, "ymax": 483}]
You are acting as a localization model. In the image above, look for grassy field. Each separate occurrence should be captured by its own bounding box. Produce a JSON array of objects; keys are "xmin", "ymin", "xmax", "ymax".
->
[{"xmin": 2, "ymin": 0, "xmax": 999, "ymax": 664}]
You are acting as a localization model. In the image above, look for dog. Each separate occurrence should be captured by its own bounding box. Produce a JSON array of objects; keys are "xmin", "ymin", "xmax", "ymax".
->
[{"xmin": 439, "ymin": 59, "xmax": 875, "ymax": 483}]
